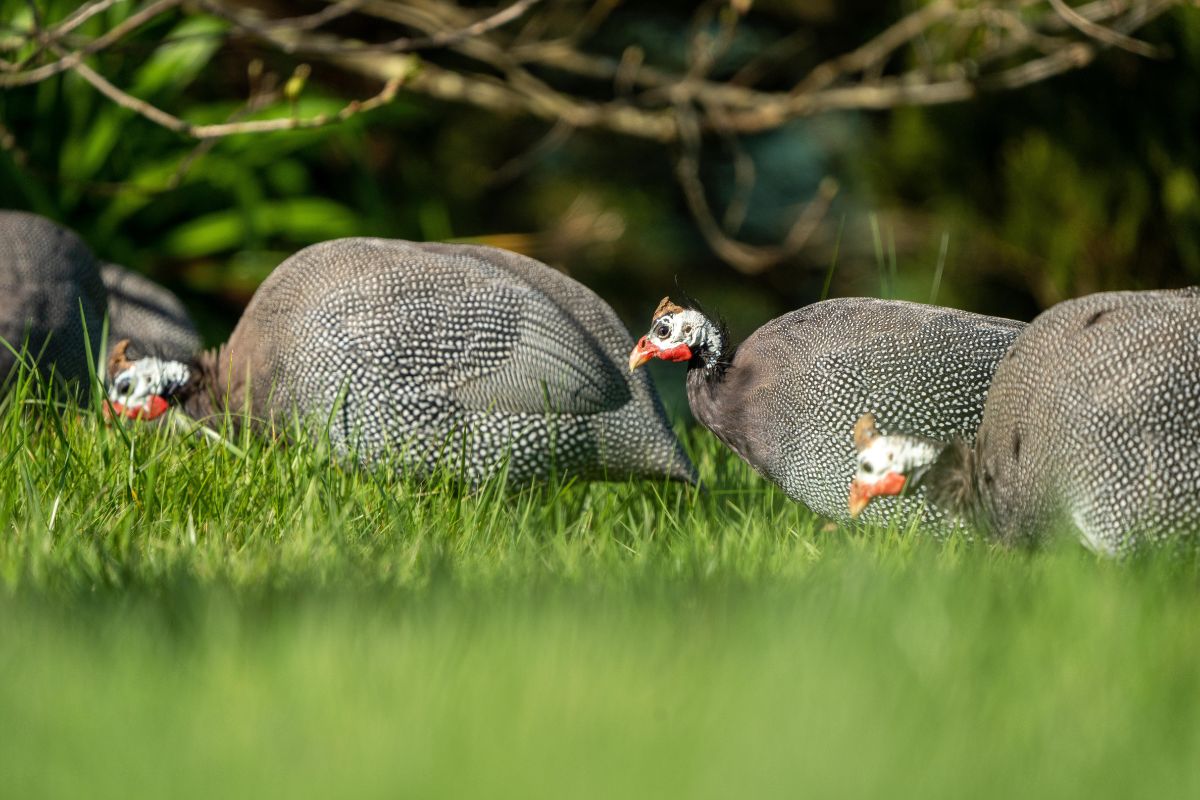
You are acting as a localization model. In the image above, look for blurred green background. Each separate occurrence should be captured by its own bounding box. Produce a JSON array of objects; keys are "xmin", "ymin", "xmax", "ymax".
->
[{"xmin": 2, "ymin": 0, "xmax": 1199, "ymax": 344}]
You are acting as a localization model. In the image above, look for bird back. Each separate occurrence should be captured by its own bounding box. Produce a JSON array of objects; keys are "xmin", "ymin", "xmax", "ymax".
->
[
  {"xmin": 0, "ymin": 211, "xmax": 107, "ymax": 391},
  {"xmin": 101, "ymin": 263, "xmax": 200, "ymax": 363},
  {"xmin": 214, "ymin": 238, "xmax": 694, "ymax": 484},
  {"xmin": 976, "ymin": 288, "xmax": 1200, "ymax": 552}
]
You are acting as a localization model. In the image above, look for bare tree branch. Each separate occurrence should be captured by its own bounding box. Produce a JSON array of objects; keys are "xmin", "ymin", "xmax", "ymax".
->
[
  {"xmin": 0, "ymin": 0, "xmax": 185, "ymax": 87},
  {"xmin": 200, "ymin": 0, "xmax": 543, "ymax": 55},
  {"xmin": 59, "ymin": 38, "xmax": 405, "ymax": 139},
  {"xmin": 4, "ymin": 0, "xmax": 1176, "ymax": 133},
  {"xmin": 47, "ymin": 0, "xmax": 126, "ymax": 39},
  {"xmin": 795, "ymin": 0, "xmax": 960, "ymax": 95},
  {"xmin": 710, "ymin": 42, "xmax": 1099, "ymax": 134},
  {"xmin": 0, "ymin": 0, "xmax": 1184, "ymax": 274},
  {"xmin": 227, "ymin": 0, "xmax": 365, "ymax": 33},
  {"xmin": 1046, "ymin": 0, "xmax": 1165, "ymax": 57},
  {"xmin": 674, "ymin": 107, "xmax": 840, "ymax": 275},
  {"xmin": 324, "ymin": 46, "xmax": 682, "ymax": 141}
]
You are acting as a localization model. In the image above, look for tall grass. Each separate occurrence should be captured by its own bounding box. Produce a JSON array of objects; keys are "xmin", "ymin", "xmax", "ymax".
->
[
  {"xmin": 0, "ymin": 367, "xmax": 835, "ymax": 595},
  {"xmin": 2, "ymin": 369, "xmax": 1199, "ymax": 799}
]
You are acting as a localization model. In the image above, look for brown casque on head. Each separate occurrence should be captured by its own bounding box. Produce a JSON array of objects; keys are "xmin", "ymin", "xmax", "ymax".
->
[
  {"xmin": 653, "ymin": 296, "xmax": 685, "ymax": 320},
  {"xmin": 107, "ymin": 339, "xmax": 135, "ymax": 377}
]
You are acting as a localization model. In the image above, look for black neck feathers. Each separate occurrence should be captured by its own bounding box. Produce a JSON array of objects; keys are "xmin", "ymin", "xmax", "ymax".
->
[
  {"xmin": 689, "ymin": 315, "xmax": 733, "ymax": 382},
  {"xmin": 923, "ymin": 437, "xmax": 983, "ymax": 526}
]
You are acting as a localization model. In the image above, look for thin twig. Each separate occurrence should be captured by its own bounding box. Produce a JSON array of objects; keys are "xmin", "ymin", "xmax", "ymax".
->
[
  {"xmin": 233, "ymin": 0, "xmax": 365, "ymax": 33},
  {"xmin": 63, "ymin": 41, "xmax": 404, "ymax": 139},
  {"xmin": 714, "ymin": 41, "xmax": 1097, "ymax": 133},
  {"xmin": 794, "ymin": 0, "xmax": 959, "ymax": 94},
  {"xmin": 718, "ymin": 129, "xmax": 755, "ymax": 235},
  {"xmin": 1046, "ymin": 0, "xmax": 1164, "ymax": 58},
  {"xmin": 0, "ymin": 0, "xmax": 184, "ymax": 87},
  {"xmin": 50, "ymin": 0, "xmax": 127, "ymax": 39},
  {"xmin": 674, "ymin": 106, "xmax": 839, "ymax": 275},
  {"xmin": 202, "ymin": 0, "xmax": 542, "ymax": 55},
  {"xmin": 331, "ymin": 48, "xmax": 680, "ymax": 141}
]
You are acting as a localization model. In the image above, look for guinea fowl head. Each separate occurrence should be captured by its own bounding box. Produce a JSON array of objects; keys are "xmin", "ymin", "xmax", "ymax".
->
[
  {"xmin": 104, "ymin": 339, "xmax": 192, "ymax": 421},
  {"xmin": 628, "ymin": 296, "xmax": 724, "ymax": 372},
  {"xmin": 848, "ymin": 413, "xmax": 945, "ymax": 518}
]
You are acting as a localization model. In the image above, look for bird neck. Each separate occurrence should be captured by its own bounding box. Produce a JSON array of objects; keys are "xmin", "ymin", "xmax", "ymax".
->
[
  {"xmin": 142, "ymin": 358, "xmax": 192, "ymax": 398},
  {"xmin": 688, "ymin": 315, "xmax": 730, "ymax": 377},
  {"xmin": 921, "ymin": 437, "xmax": 984, "ymax": 526},
  {"xmin": 178, "ymin": 345, "xmax": 232, "ymax": 421}
]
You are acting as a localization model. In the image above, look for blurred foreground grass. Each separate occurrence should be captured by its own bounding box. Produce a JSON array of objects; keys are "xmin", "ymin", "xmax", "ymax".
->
[{"xmin": 2, "ymin": 372, "xmax": 1200, "ymax": 798}]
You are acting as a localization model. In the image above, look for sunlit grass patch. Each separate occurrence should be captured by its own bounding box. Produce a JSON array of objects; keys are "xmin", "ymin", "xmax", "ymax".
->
[{"xmin": 1, "ymin": 368, "xmax": 1198, "ymax": 799}]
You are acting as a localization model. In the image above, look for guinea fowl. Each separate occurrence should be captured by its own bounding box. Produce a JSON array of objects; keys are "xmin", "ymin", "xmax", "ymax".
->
[
  {"xmin": 0, "ymin": 210, "xmax": 201, "ymax": 390},
  {"xmin": 106, "ymin": 237, "xmax": 696, "ymax": 485},
  {"xmin": 629, "ymin": 296, "xmax": 1026, "ymax": 523},
  {"xmin": 101, "ymin": 262, "xmax": 200, "ymax": 362},
  {"xmin": 0, "ymin": 211, "xmax": 107, "ymax": 391},
  {"xmin": 848, "ymin": 288, "xmax": 1200, "ymax": 554}
]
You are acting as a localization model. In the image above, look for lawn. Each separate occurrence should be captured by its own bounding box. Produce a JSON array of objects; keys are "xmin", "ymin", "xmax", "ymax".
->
[{"xmin": 3, "ymin": 372, "xmax": 1200, "ymax": 799}]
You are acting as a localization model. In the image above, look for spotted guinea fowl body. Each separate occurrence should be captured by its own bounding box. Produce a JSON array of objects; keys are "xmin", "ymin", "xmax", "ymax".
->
[
  {"xmin": 101, "ymin": 263, "xmax": 200, "ymax": 362},
  {"xmin": 0, "ymin": 211, "xmax": 107, "ymax": 389},
  {"xmin": 192, "ymin": 238, "xmax": 694, "ymax": 484},
  {"xmin": 685, "ymin": 299, "xmax": 1025, "ymax": 524},
  {"xmin": 966, "ymin": 288, "xmax": 1200, "ymax": 553}
]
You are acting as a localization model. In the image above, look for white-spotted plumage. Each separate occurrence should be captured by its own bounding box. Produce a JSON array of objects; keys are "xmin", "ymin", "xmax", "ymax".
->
[
  {"xmin": 851, "ymin": 288, "xmax": 1200, "ymax": 554},
  {"xmin": 164, "ymin": 238, "xmax": 696, "ymax": 485},
  {"xmin": 101, "ymin": 263, "xmax": 199, "ymax": 362},
  {"xmin": 0, "ymin": 211, "xmax": 107, "ymax": 390},
  {"xmin": 970, "ymin": 288, "xmax": 1200, "ymax": 552}
]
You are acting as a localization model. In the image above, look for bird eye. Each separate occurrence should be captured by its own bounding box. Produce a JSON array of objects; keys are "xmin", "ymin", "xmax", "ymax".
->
[
  {"xmin": 862, "ymin": 462, "xmax": 874, "ymax": 474},
  {"xmin": 115, "ymin": 376, "xmax": 131, "ymax": 395},
  {"xmin": 655, "ymin": 323, "xmax": 671, "ymax": 338}
]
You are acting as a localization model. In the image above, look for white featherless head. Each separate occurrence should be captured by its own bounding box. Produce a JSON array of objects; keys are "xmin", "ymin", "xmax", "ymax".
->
[
  {"xmin": 107, "ymin": 356, "xmax": 190, "ymax": 416},
  {"xmin": 641, "ymin": 297, "xmax": 723, "ymax": 369}
]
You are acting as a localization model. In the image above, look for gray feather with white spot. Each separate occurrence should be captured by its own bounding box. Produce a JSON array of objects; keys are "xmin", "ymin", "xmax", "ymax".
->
[
  {"xmin": 194, "ymin": 238, "xmax": 695, "ymax": 485},
  {"xmin": 969, "ymin": 288, "xmax": 1200, "ymax": 553},
  {"xmin": 101, "ymin": 263, "xmax": 200, "ymax": 362},
  {"xmin": 0, "ymin": 211, "xmax": 201, "ymax": 392},
  {"xmin": 0, "ymin": 211, "xmax": 106, "ymax": 390}
]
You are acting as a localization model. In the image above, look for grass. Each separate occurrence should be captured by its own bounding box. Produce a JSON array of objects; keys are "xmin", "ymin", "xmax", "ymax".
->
[{"xmin": 3, "ymin": 370, "xmax": 1200, "ymax": 799}]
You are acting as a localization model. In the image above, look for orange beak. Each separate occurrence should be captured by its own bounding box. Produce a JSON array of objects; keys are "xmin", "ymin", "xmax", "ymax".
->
[
  {"xmin": 629, "ymin": 336, "xmax": 658, "ymax": 371},
  {"xmin": 848, "ymin": 472, "xmax": 907, "ymax": 518}
]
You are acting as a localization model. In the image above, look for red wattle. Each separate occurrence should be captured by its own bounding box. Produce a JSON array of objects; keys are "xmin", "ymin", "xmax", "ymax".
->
[
  {"xmin": 107, "ymin": 396, "xmax": 171, "ymax": 421},
  {"xmin": 875, "ymin": 471, "xmax": 907, "ymax": 497},
  {"xmin": 656, "ymin": 343, "xmax": 693, "ymax": 363},
  {"xmin": 142, "ymin": 395, "xmax": 171, "ymax": 420},
  {"xmin": 849, "ymin": 471, "xmax": 908, "ymax": 517}
]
